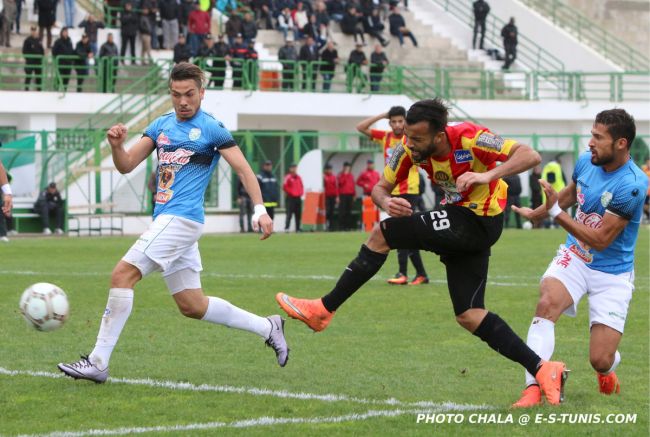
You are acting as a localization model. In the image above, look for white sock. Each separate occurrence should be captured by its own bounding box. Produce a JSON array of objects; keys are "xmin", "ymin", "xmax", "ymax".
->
[
  {"xmin": 89, "ymin": 288, "xmax": 134, "ymax": 370},
  {"xmin": 201, "ymin": 296, "xmax": 271, "ymax": 339},
  {"xmin": 524, "ymin": 316, "xmax": 556, "ymax": 387},
  {"xmin": 601, "ymin": 350, "xmax": 621, "ymax": 375}
]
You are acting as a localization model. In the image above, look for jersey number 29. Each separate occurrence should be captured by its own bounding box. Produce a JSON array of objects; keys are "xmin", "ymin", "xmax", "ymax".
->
[{"xmin": 430, "ymin": 210, "xmax": 450, "ymax": 231}]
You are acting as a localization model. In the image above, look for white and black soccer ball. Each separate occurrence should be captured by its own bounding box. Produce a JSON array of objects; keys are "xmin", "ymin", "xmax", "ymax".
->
[
  {"xmin": 522, "ymin": 221, "xmax": 533, "ymax": 230},
  {"xmin": 19, "ymin": 283, "xmax": 69, "ymax": 331}
]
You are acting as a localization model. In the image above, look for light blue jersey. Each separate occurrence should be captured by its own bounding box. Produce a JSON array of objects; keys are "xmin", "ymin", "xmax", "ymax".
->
[
  {"xmin": 144, "ymin": 109, "xmax": 236, "ymax": 223},
  {"xmin": 565, "ymin": 151, "xmax": 648, "ymax": 274}
]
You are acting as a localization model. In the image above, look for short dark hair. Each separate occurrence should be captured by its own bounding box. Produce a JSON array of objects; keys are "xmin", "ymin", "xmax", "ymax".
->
[
  {"xmin": 387, "ymin": 106, "xmax": 406, "ymax": 119},
  {"xmin": 406, "ymin": 98, "xmax": 449, "ymax": 134},
  {"xmin": 169, "ymin": 62, "xmax": 204, "ymax": 90},
  {"xmin": 595, "ymin": 108, "xmax": 636, "ymax": 149}
]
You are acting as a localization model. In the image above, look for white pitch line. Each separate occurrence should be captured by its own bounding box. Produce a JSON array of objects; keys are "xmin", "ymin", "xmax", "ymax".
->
[
  {"xmin": 14, "ymin": 407, "xmax": 456, "ymax": 437},
  {"xmin": 0, "ymin": 367, "xmax": 490, "ymax": 411}
]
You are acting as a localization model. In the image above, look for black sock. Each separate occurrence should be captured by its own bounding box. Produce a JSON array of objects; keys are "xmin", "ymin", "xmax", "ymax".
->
[
  {"xmin": 409, "ymin": 250, "xmax": 427, "ymax": 277},
  {"xmin": 397, "ymin": 249, "xmax": 408, "ymax": 275},
  {"xmin": 321, "ymin": 245, "xmax": 388, "ymax": 312},
  {"xmin": 473, "ymin": 312, "xmax": 541, "ymax": 376}
]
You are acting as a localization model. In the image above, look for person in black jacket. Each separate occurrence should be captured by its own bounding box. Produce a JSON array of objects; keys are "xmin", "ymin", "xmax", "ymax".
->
[
  {"xmin": 363, "ymin": 8, "xmax": 389, "ymax": 47},
  {"xmin": 99, "ymin": 32, "xmax": 119, "ymax": 92},
  {"xmin": 139, "ymin": 7, "xmax": 153, "ymax": 64},
  {"xmin": 78, "ymin": 14, "xmax": 106, "ymax": 55},
  {"xmin": 278, "ymin": 36, "xmax": 298, "ymax": 91},
  {"xmin": 256, "ymin": 160, "xmax": 279, "ymax": 219},
  {"xmin": 120, "ymin": 2, "xmax": 138, "ymax": 62},
  {"xmin": 501, "ymin": 17, "xmax": 518, "ymax": 70},
  {"xmin": 298, "ymin": 35, "xmax": 318, "ymax": 91},
  {"xmin": 229, "ymin": 33, "xmax": 249, "ymax": 89},
  {"xmin": 37, "ymin": 0, "xmax": 56, "ymax": 48},
  {"xmin": 173, "ymin": 33, "xmax": 192, "ymax": 63},
  {"xmin": 472, "ymin": 0, "xmax": 490, "ymax": 50},
  {"xmin": 204, "ymin": 34, "xmax": 229, "ymax": 89},
  {"xmin": 388, "ymin": 7, "xmax": 417, "ymax": 47},
  {"xmin": 75, "ymin": 34, "xmax": 93, "ymax": 92},
  {"xmin": 369, "ymin": 43, "xmax": 388, "ymax": 92},
  {"xmin": 160, "ymin": 0, "xmax": 180, "ymax": 49},
  {"xmin": 503, "ymin": 173, "xmax": 522, "ymax": 228},
  {"xmin": 340, "ymin": 7, "xmax": 365, "ymax": 45},
  {"xmin": 22, "ymin": 26, "xmax": 45, "ymax": 91},
  {"xmin": 34, "ymin": 182, "xmax": 65, "ymax": 235},
  {"xmin": 320, "ymin": 40, "xmax": 338, "ymax": 92},
  {"xmin": 52, "ymin": 27, "xmax": 75, "ymax": 91},
  {"xmin": 346, "ymin": 42, "xmax": 367, "ymax": 92}
]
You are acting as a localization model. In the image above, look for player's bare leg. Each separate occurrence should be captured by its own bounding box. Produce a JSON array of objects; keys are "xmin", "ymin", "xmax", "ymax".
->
[{"xmin": 590, "ymin": 324, "xmax": 622, "ymax": 394}]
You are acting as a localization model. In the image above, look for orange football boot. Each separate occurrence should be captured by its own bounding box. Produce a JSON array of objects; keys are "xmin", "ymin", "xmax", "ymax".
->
[
  {"xmin": 597, "ymin": 372, "xmax": 620, "ymax": 395},
  {"xmin": 512, "ymin": 384, "xmax": 543, "ymax": 408},
  {"xmin": 275, "ymin": 293, "xmax": 334, "ymax": 332},
  {"xmin": 409, "ymin": 275, "xmax": 429, "ymax": 285},
  {"xmin": 387, "ymin": 273, "xmax": 408, "ymax": 285},
  {"xmin": 535, "ymin": 361, "xmax": 569, "ymax": 405}
]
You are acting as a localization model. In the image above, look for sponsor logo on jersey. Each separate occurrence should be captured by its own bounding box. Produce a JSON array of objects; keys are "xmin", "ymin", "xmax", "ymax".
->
[
  {"xmin": 577, "ymin": 191, "xmax": 585, "ymax": 206},
  {"xmin": 158, "ymin": 148, "xmax": 194, "ymax": 165},
  {"xmin": 157, "ymin": 132, "xmax": 171, "ymax": 146},
  {"xmin": 388, "ymin": 144, "xmax": 405, "ymax": 171},
  {"xmin": 569, "ymin": 242, "xmax": 593, "ymax": 264},
  {"xmin": 600, "ymin": 191, "xmax": 613, "ymax": 208},
  {"xmin": 575, "ymin": 207, "xmax": 603, "ymax": 229},
  {"xmin": 189, "ymin": 128, "xmax": 201, "ymax": 141},
  {"xmin": 454, "ymin": 150, "xmax": 473, "ymax": 163},
  {"xmin": 476, "ymin": 133, "xmax": 504, "ymax": 151}
]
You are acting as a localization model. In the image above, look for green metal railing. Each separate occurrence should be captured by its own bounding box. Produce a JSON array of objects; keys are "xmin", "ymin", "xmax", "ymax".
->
[
  {"xmin": 429, "ymin": 0, "xmax": 565, "ymax": 71},
  {"xmin": 519, "ymin": 0, "xmax": 650, "ymax": 71}
]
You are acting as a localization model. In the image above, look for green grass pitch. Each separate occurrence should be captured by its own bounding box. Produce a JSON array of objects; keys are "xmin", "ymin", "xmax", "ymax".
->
[{"xmin": 0, "ymin": 227, "xmax": 648, "ymax": 436}]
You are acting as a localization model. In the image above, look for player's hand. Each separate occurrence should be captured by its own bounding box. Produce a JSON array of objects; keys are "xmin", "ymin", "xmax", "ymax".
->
[
  {"xmin": 106, "ymin": 124, "xmax": 128, "ymax": 148},
  {"xmin": 455, "ymin": 171, "xmax": 489, "ymax": 193},
  {"xmin": 384, "ymin": 196, "xmax": 412, "ymax": 217},
  {"xmin": 511, "ymin": 204, "xmax": 539, "ymax": 222},
  {"xmin": 256, "ymin": 214, "xmax": 273, "ymax": 240},
  {"xmin": 540, "ymin": 179, "xmax": 559, "ymax": 210},
  {"xmin": 2, "ymin": 193, "xmax": 12, "ymax": 216}
]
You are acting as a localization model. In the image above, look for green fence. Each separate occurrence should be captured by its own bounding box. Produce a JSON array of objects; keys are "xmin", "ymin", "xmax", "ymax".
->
[{"xmin": 519, "ymin": 0, "xmax": 650, "ymax": 71}]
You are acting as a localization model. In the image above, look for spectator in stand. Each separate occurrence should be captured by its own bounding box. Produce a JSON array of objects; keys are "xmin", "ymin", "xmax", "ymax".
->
[
  {"xmin": 292, "ymin": 2, "xmax": 309, "ymax": 38},
  {"xmin": 160, "ymin": 0, "xmax": 180, "ymax": 49},
  {"xmin": 346, "ymin": 42, "xmax": 367, "ymax": 93},
  {"xmin": 472, "ymin": 0, "xmax": 490, "ymax": 50},
  {"xmin": 173, "ymin": 33, "xmax": 192, "ymax": 63},
  {"xmin": 188, "ymin": 2, "xmax": 211, "ymax": 56},
  {"xmin": 369, "ymin": 42, "xmax": 388, "ymax": 92},
  {"xmin": 341, "ymin": 6, "xmax": 366, "ymax": 45},
  {"xmin": 277, "ymin": 7, "xmax": 297, "ymax": 41},
  {"xmin": 225, "ymin": 8, "xmax": 242, "ymax": 46},
  {"xmin": 34, "ymin": 182, "xmax": 65, "ymax": 235},
  {"xmin": 52, "ymin": 27, "xmax": 75, "ymax": 92},
  {"xmin": 237, "ymin": 177, "xmax": 253, "ymax": 232},
  {"xmin": 356, "ymin": 159, "xmax": 380, "ymax": 197},
  {"xmin": 364, "ymin": 7, "xmax": 389, "ymax": 47},
  {"xmin": 283, "ymin": 163, "xmax": 304, "ymax": 232},
  {"xmin": 99, "ymin": 33, "xmax": 119, "ymax": 93},
  {"xmin": 241, "ymin": 12, "xmax": 258, "ymax": 45},
  {"xmin": 229, "ymin": 33, "xmax": 248, "ymax": 89},
  {"xmin": 337, "ymin": 162, "xmax": 355, "ymax": 231},
  {"xmin": 120, "ymin": 2, "xmax": 139, "ymax": 62},
  {"xmin": 252, "ymin": 0, "xmax": 274, "ymax": 30},
  {"xmin": 320, "ymin": 39, "xmax": 338, "ymax": 92},
  {"xmin": 327, "ymin": 0, "xmax": 345, "ymax": 23},
  {"xmin": 314, "ymin": 1, "xmax": 331, "ymax": 33},
  {"xmin": 75, "ymin": 34, "xmax": 93, "ymax": 93},
  {"xmin": 13, "ymin": 0, "xmax": 23, "ymax": 35},
  {"xmin": 139, "ymin": 7, "xmax": 154, "ymax": 64},
  {"xmin": 179, "ymin": 0, "xmax": 194, "ymax": 37},
  {"xmin": 323, "ymin": 163, "xmax": 338, "ymax": 231},
  {"xmin": 23, "ymin": 26, "xmax": 45, "ymax": 91},
  {"xmin": 389, "ymin": 6, "xmax": 417, "ymax": 47},
  {"xmin": 257, "ymin": 160, "xmax": 279, "ymax": 219},
  {"xmin": 0, "ymin": 0, "xmax": 17, "ymax": 48},
  {"xmin": 104, "ymin": 0, "xmax": 121, "ymax": 27},
  {"xmin": 298, "ymin": 35, "xmax": 318, "ymax": 91},
  {"xmin": 205, "ymin": 34, "xmax": 230, "ymax": 88},
  {"xmin": 501, "ymin": 17, "xmax": 518, "ymax": 70},
  {"xmin": 78, "ymin": 14, "xmax": 106, "ymax": 56},
  {"xmin": 278, "ymin": 35, "xmax": 298, "ymax": 91},
  {"xmin": 37, "ymin": 0, "xmax": 56, "ymax": 49},
  {"xmin": 141, "ymin": 0, "xmax": 160, "ymax": 49},
  {"xmin": 503, "ymin": 173, "xmax": 522, "ymax": 229},
  {"xmin": 302, "ymin": 14, "xmax": 326, "ymax": 49}
]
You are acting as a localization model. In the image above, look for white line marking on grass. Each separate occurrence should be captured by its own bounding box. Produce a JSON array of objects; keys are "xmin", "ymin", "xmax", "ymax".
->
[
  {"xmin": 0, "ymin": 367, "xmax": 490, "ymax": 411},
  {"xmin": 15, "ymin": 407, "xmax": 470, "ymax": 437}
]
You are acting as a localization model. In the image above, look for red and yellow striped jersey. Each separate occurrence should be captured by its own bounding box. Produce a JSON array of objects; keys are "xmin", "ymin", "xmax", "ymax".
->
[
  {"xmin": 384, "ymin": 122, "xmax": 516, "ymax": 216},
  {"xmin": 372, "ymin": 129, "xmax": 420, "ymax": 196}
]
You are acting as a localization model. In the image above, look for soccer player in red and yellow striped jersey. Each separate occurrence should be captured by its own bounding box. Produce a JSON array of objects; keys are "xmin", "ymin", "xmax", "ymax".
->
[{"xmin": 278, "ymin": 98, "xmax": 569, "ymax": 405}]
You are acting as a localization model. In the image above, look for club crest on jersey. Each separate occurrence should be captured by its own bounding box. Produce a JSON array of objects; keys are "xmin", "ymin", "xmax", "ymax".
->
[
  {"xmin": 454, "ymin": 150, "xmax": 473, "ymax": 163},
  {"xmin": 600, "ymin": 191, "xmax": 613, "ymax": 208},
  {"xmin": 476, "ymin": 133, "xmax": 504, "ymax": 151},
  {"xmin": 158, "ymin": 148, "xmax": 194, "ymax": 165},
  {"xmin": 157, "ymin": 132, "xmax": 171, "ymax": 147},
  {"xmin": 189, "ymin": 128, "xmax": 201, "ymax": 141}
]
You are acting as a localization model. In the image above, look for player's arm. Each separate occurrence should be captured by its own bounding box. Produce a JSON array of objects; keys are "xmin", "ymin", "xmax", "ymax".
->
[
  {"xmin": 456, "ymin": 143, "xmax": 541, "ymax": 192},
  {"xmin": 220, "ymin": 145, "xmax": 273, "ymax": 240},
  {"xmin": 372, "ymin": 175, "xmax": 412, "ymax": 217},
  {"xmin": 107, "ymin": 124, "xmax": 154, "ymax": 174},
  {"xmin": 356, "ymin": 112, "xmax": 388, "ymax": 138},
  {"xmin": 513, "ymin": 180, "xmax": 577, "ymax": 223},
  {"xmin": 0, "ymin": 161, "xmax": 12, "ymax": 215}
]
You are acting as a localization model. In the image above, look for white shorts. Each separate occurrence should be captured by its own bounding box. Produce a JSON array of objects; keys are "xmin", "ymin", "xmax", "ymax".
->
[
  {"xmin": 542, "ymin": 245, "xmax": 635, "ymax": 333},
  {"xmin": 123, "ymin": 214, "xmax": 204, "ymax": 293}
]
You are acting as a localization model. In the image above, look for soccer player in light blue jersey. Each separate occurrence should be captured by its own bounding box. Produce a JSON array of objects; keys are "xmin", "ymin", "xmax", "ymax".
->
[
  {"xmin": 512, "ymin": 108, "xmax": 648, "ymax": 407},
  {"xmin": 58, "ymin": 63, "xmax": 289, "ymax": 383}
]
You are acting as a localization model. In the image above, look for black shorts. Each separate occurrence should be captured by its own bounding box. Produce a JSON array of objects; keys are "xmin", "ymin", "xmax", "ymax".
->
[{"xmin": 380, "ymin": 205, "xmax": 503, "ymax": 315}]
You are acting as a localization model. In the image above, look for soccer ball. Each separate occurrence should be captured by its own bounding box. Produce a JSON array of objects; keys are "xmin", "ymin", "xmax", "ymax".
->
[
  {"xmin": 522, "ymin": 221, "xmax": 533, "ymax": 230},
  {"xmin": 19, "ymin": 283, "xmax": 69, "ymax": 331}
]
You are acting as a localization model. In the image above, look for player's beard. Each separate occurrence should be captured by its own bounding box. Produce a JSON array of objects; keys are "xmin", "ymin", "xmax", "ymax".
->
[
  {"xmin": 590, "ymin": 141, "xmax": 616, "ymax": 167},
  {"xmin": 411, "ymin": 142, "xmax": 436, "ymax": 163}
]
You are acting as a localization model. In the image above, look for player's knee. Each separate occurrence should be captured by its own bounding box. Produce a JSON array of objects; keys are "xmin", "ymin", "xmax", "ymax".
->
[
  {"xmin": 535, "ymin": 294, "xmax": 562, "ymax": 321},
  {"xmin": 455, "ymin": 312, "xmax": 474, "ymax": 331},
  {"xmin": 366, "ymin": 224, "xmax": 389, "ymax": 253},
  {"xmin": 110, "ymin": 262, "xmax": 141, "ymax": 289},
  {"xmin": 177, "ymin": 300, "xmax": 205, "ymax": 319},
  {"xmin": 590, "ymin": 352, "xmax": 614, "ymax": 373}
]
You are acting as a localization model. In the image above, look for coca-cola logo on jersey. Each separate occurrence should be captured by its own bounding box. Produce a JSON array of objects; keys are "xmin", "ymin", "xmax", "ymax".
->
[
  {"xmin": 158, "ymin": 148, "xmax": 194, "ymax": 165},
  {"xmin": 575, "ymin": 208, "xmax": 603, "ymax": 229}
]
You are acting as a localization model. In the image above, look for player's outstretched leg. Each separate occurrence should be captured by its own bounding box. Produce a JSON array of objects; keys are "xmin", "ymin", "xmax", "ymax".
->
[
  {"xmin": 58, "ymin": 355, "xmax": 109, "ymax": 383},
  {"xmin": 275, "ymin": 293, "xmax": 334, "ymax": 332},
  {"xmin": 265, "ymin": 315, "xmax": 290, "ymax": 367}
]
